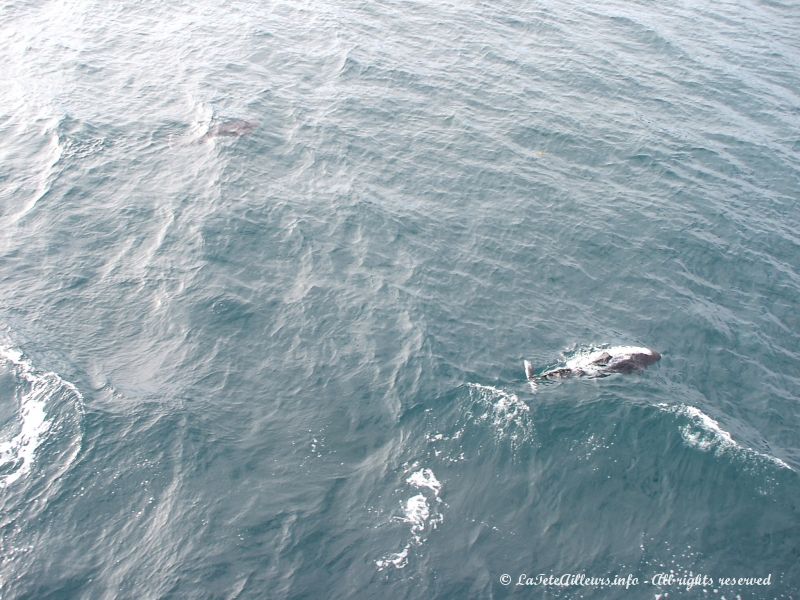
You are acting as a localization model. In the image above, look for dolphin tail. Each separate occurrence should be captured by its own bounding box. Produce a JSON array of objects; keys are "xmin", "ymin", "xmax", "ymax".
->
[
  {"xmin": 524, "ymin": 360, "xmax": 538, "ymax": 393},
  {"xmin": 524, "ymin": 360, "xmax": 535, "ymax": 381}
]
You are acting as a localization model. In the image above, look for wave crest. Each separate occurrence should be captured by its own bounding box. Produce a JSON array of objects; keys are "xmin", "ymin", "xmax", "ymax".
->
[{"xmin": 0, "ymin": 345, "xmax": 84, "ymax": 489}]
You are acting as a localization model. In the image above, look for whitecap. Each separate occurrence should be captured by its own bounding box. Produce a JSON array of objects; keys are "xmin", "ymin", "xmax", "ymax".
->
[
  {"xmin": 658, "ymin": 403, "xmax": 791, "ymax": 471},
  {"xmin": 406, "ymin": 467, "xmax": 442, "ymax": 497},
  {"xmin": 0, "ymin": 344, "xmax": 84, "ymax": 488},
  {"xmin": 679, "ymin": 405, "xmax": 736, "ymax": 452}
]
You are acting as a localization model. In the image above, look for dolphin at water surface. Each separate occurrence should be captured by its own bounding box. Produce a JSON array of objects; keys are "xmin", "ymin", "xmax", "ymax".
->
[{"xmin": 524, "ymin": 346, "xmax": 661, "ymax": 384}]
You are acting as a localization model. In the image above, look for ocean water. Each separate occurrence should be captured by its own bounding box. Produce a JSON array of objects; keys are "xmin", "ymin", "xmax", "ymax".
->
[{"xmin": 1, "ymin": 0, "xmax": 799, "ymax": 598}]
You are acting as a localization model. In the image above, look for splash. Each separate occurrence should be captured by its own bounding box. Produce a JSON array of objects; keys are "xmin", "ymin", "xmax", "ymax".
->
[
  {"xmin": 376, "ymin": 385, "xmax": 532, "ymax": 571},
  {"xmin": 405, "ymin": 467, "xmax": 441, "ymax": 495},
  {"xmin": 0, "ymin": 344, "xmax": 84, "ymax": 488},
  {"xmin": 376, "ymin": 465, "xmax": 444, "ymax": 571}
]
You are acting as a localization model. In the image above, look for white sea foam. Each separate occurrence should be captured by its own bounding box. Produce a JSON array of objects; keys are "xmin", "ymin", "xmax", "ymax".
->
[
  {"xmin": 376, "ymin": 467, "xmax": 444, "ymax": 571},
  {"xmin": 403, "ymin": 494, "xmax": 430, "ymax": 538},
  {"xmin": 375, "ymin": 545, "xmax": 410, "ymax": 570},
  {"xmin": 0, "ymin": 344, "xmax": 84, "ymax": 488},
  {"xmin": 406, "ymin": 467, "xmax": 442, "ymax": 496},
  {"xmin": 679, "ymin": 405, "xmax": 736, "ymax": 452},
  {"xmin": 659, "ymin": 403, "xmax": 791, "ymax": 471},
  {"xmin": 466, "ymin": 383, "xmax": 533, "ymax": 449}
]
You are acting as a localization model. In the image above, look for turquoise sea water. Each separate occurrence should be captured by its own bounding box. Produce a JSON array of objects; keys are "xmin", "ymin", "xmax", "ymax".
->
[{"xmin": 1, "ymin": 0, "xmax": 799, "ymax": 598}]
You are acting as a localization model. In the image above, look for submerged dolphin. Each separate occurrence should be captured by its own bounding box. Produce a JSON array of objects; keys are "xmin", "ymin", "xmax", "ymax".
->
[
  {"xmin": 524, "ymin": 346, "xmax": 661, "ymax": 383},
  {"xmin": 199, "ymin": 119, "xmax": 257, "ymax": 142}
]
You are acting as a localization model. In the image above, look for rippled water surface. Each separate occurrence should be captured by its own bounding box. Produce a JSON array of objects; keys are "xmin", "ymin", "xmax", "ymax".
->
[{"xmin": 2, "ymin": 0, "xmax": 799, "ymax": 598}]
